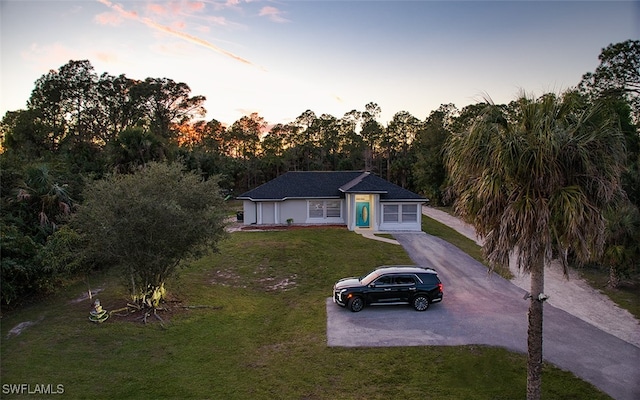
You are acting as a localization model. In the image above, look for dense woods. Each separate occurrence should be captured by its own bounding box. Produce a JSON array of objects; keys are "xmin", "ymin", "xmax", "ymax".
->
[{"xmin": 1, "ymin": 41, "xmax": 638, "ymax": 306}]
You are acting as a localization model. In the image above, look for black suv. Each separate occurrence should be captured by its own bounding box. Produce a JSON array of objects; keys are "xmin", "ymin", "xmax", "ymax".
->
[{"xmin": 333, "ymin": 265, "xmax": 443, "ymax": 312}]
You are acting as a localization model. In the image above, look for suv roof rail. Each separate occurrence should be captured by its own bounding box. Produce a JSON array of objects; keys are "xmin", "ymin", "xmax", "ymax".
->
[{"xmin": 374, "ymin": 265, "xmax": 438, "ymax": 273}]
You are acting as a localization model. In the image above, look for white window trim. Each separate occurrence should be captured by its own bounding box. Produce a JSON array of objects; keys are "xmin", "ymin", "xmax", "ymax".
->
[
  {"xmin": 307, "ymin": 200, "xmax": 343, "ymax": 221},
  {"xmin": 382, "ymin": 203, "xmax": 418, "ymax": 224}
]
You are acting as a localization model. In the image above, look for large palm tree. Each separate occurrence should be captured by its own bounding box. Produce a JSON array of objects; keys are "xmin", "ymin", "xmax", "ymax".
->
[{"xmin": 444, "ymin": 92, "xmax": 626, "ymax": 400}]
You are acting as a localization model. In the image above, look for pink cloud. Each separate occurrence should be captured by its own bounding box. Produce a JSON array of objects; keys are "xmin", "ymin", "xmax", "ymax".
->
[
  {"xmin": 259, "ymin": 6, "xmax": 289, "ymax": 23},
  {"xmin": 147, "ymin": 3, "xmax": 166, "ymax": 15},
  {"xmin": 208, "ymin": 15, "xmax": 229, "ymax": 26},
  {"xmin": 188, "ymin": 2, "xmax": 206, "ymax": 12},
  {"xmin": 95, "ymin": 52, "xmax": 120, "ymax": 64},
  {"xmin": 96, "ymin": 0, "xmax": 257, "ymax": 67},
  {"xmin": 94, "ymin": 12, "xmax": 122, "ymax": 26},
  {"xmin": 147, "ymin": 1, "xmax": 204, "ymax": 16},
  {"xmin": 20, "ymin": 43, "xmax": 81, "ymax": 75}
]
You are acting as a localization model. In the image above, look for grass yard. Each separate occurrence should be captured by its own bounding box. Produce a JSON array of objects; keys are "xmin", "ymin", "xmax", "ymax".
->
[
  {"xmin": 0, "ymin": 228, "xmax": 610, "ymax": 399},
  {"xmin": 578, "ymin": 266, "xmax": 640, "ymax": 321}
]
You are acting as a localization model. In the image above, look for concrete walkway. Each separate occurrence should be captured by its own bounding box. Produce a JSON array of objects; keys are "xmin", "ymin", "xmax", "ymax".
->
[{"xmin": 355, "ymin": 231, "xmax": 400, "ymax": 245}]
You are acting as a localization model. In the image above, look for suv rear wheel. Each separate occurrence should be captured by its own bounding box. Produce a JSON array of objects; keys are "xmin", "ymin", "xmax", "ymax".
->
[
  {"xmin": 348, "ymin": 296, "xmax": 364, "ymax": 312},
  {"xmin": 412, "ymin": 294, "xmax": 430, "ymax": 311}
]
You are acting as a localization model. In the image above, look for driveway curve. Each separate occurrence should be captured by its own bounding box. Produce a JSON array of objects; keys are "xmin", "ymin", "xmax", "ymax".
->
[{"xmin": 326, "ymin": 232, "xmax": 640, "ymax": 400}]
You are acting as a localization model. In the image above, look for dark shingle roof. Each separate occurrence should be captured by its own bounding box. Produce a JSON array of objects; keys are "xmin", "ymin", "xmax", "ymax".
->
[
  {"xmin": 342, "ymin": 173, "xmax": 426, "ymax": 202},
  {"xmin": 237, "ymin": 171, "xmax": 427, "ymax": 202}
]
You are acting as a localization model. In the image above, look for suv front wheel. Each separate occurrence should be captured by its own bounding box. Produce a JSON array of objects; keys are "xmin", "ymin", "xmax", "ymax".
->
[
  {"xmin": 348, "ymin": 296, "xmax": 365, "ymax": 312},
  {"xmin": 412, "ymin": 294, "xmax": 430, "ymax": 311}
]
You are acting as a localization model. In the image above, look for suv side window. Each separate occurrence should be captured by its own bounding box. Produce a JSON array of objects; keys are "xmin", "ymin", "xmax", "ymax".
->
[
  {"xmin": 373, "ymin": 276, "xmax": 394, "ymax": 286},
  {"xmin": 418, "ymin": 273, "xmax": 438, "ymax": 285},
  {"xmin": 394, "ymin": 275, "xmax": 416, "ymax": 285}
]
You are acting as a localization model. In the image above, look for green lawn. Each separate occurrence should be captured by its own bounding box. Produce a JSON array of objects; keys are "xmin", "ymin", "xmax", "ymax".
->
[
  {"xmin": 578, "ymin": 265, "xmax": 640, "ymax": 321},
  {"xmin": 0, "ymin": 228, "xmax": 610, "ymax": 399}
]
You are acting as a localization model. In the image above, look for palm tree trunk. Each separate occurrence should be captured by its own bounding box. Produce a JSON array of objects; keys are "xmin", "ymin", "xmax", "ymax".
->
[
  {"xmin": 608, "ymin": 265, "xmax": 620, "ymax": 289},
  {"xmin": 527, "ymin": 258, "xmax": 545, "ymax": 400}
]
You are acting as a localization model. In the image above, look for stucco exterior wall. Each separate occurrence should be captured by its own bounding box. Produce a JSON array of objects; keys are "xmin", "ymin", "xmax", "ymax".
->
[
  {"xmin": 243, "ymin": 198, "xmax": 422, "ymax": 231},
  {"xmin": 280, "ymin": 200, "xmax": 308, "ymax": 224},
  {"xmin": 242, "ymin": 200, "xmax": 312, "ymax": 225}
]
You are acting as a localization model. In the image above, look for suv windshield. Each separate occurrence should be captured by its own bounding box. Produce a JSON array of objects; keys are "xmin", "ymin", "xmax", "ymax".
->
[{"xmin": 360, "ymin": 270, "xmax": 382, "ymax": 286}]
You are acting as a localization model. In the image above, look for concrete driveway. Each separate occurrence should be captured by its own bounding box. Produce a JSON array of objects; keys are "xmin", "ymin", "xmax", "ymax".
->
[{"xmin": 326, "ymin": 232, "xmax": 640, "ymax": 400}]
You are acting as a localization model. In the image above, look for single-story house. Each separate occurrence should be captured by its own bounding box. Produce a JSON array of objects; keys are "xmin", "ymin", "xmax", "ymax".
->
[{"xmin": 236, "ymin": 171, "xmax": 428, "ymax": 232}]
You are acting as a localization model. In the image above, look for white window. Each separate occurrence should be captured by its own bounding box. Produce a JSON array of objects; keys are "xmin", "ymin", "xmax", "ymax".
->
[
  {"xmin": 402, "ymin": 204, "xmax": 418, "ymax": 222},
  {"xmin": 308, "ymin": 200, "xmax": 342, "ymax": 219},
  {"xmin": 383, "ymin": 205, "xmax": 399, "ymax": 222},
  {"xmin": 382, "ymin": 204, "xmax": 418, "ymax": 223},
  {"xmin": 326, "ymin": 201, "xmax": 341, "ymax": 218},
  {"xmin": 309, "ymin": 201, "xmax": 324, "ymax": 218}
]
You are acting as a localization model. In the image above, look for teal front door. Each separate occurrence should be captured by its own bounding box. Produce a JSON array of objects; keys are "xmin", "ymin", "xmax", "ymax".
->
[{"xmin": 356, "ymin": 202, "xmax": 370, "ymax": 227}]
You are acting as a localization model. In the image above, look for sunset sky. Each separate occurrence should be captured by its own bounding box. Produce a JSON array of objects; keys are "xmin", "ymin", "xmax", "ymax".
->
[{"xmin": 1, "ymin": 0, "xmax": 638, "ymax": 126}]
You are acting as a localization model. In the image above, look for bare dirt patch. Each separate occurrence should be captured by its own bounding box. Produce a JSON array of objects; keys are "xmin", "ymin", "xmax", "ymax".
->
[
  {"xmin": 6, "ymin": 318, "xmax": 43, "ymax": 338},
  {"xmin": 210, "ymin": 268, "xmax": 297, "ymax": 292},
  {"xmin": 259, "ymin": 275, "xmax": 297, "ymax": 291}
]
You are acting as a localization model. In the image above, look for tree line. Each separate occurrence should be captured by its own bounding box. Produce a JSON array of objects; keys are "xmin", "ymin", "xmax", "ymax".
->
[{"xmin": 1, "ymin": 40, "xmax": 638, "ymax": 307}]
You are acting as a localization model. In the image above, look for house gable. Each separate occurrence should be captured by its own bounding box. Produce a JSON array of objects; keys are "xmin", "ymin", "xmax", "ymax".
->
[{"xmin": 340, "ymin": 172, "xmax": 425, "ymax": 202}]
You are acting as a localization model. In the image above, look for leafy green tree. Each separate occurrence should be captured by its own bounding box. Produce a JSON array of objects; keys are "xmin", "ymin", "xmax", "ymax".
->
[
  {"xmin": 261, "ymin": 123, "xmax": 287, "ymax": 179},
  {"xmin": 274, "ymin": 122, "xmax": 301, "ymax": 171},
  {"xmin": 360, "ymin": 102, "xmax": 383, "ymax": 171},
  {"xmin": 108, "ymin": 127, "xmax": 166, "ymax": 173},
  {"xmin": 601, "ymin": 201, "xmax": 640, "ymax": 287},
  {"xmin": 0, "ymin": 224, "xmax": 44, "ymax": 305},
  {"xmin": 579, "ymin": 44, "xmax": 640, "ymax": 284},
  {"xmin": 130, "ymin": 77, "xmax": 206, "ymax": 140},
  {"xmin": 580, "ymin": 40, "xmax": 640, "ymax": 122},
  {"xmin": 176, "ymin": 119, "xmax": 230, "ymax": 185},
  {"xmin": 337, "ymin": 110, "xmax": 365, "ymax": 170},
  {"xmin": 444, "ymin": 92, "xmax": 626, "ymax": 400},
  {"xmin": 449, "ymin": 102, "xmax": 491, "ymax": 134},
  {"xmin": 96, "ymin": 72, "xmax": 141, "ymax": 142},
  {"xmin": 228, "ymin": 113, "xmax": 265, "ymax": 189},
  {"xmin": 413, "ymin": 105, "xmax": 456, "ymax": 203},
  {"xmin": 0, "ymin": 157, "xmax": 79, "ymax": 305},
  {"xmin": 293, "ymin": 110, "xmax": 321, "ymax": 170},
  {"xmin": 1, "ymin": 109, "xmax": 59, "ymax": 158},
  {"xmin": 27, "ymin": 60, "xmax": 105, "ymax": 150},
  {"xmin": 383, "ymin": 110, "xmax": 420, "ymax": 185},
  {"xmin": 71, "ymin": 162, "xmax": 227, "ymax": 311},
  {"xmin": 316, "ymin": 113, "xmax": 341, "ymax": 170}
]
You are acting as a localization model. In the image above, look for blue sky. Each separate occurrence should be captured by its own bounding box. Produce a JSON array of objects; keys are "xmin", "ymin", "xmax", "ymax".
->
[{"xmin": 1, "ymin": 0, "xmax": 638, "ymax": 126}]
